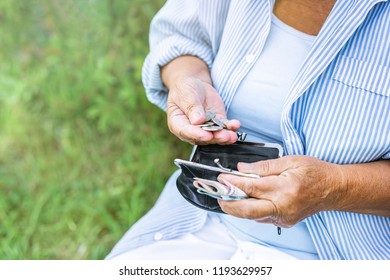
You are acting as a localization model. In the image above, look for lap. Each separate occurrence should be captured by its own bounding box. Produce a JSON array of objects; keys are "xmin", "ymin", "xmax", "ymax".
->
[{"xmin": 109, "ymin": 214, "xmax": 297, "ymax": 260}]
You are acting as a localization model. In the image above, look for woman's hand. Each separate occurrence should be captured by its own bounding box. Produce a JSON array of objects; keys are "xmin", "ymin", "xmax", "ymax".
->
[
  {"xmin": 166, "ymin": 77, "xmax": 240, "ymax": 145},
  {"xmin": 162, "ymin": 56, "xmax": 240, "ymax": 145},
  {"xmin": 217, "ymin": 155, "xmax": 343, "ymax": 227}
]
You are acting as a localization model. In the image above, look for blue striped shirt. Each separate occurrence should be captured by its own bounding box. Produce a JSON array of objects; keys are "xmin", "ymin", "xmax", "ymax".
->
[{"xmin": 108, "ymin": 0, "xmax": 390, "ymax": 260}]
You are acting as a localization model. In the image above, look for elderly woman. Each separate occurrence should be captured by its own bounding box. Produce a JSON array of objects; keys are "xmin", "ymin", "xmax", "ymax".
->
[{"xmin": 106, "ymin": 0, "xmax": 390, "ymax": 260}]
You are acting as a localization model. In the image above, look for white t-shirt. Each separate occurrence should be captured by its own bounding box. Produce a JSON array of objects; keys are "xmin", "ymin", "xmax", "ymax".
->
[
  {"xmin": 228, "ymin": 14, "xmax": 316, "ymax": 144},
  {"xmin": 222, "ymin": 14, "xmax": 319, "ymax": 259}
]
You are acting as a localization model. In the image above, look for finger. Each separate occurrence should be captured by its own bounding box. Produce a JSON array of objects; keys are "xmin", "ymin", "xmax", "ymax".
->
[
  {"xmin": 167, "ymin": 108, "xmax": 214, "ymax": 143},
  {"xmin": 254, "ymin": 217, "xmax": 274, "ymax": 223},
  {"xmin": 212, "ymin": 129, "xmax": 239, "ymax": 144},
  {"xmin": 237, "ymin": 157, "xmax": 291, "ymax": 176},
  {"xmin": 222, "ymin": 119, "xmax": 241, "ymax": 131},
  {"xmin": 169, "ymin": 118, "xmax": 238, "ymax": 145},
  {"xmin": 178, "ymin": 101, "xmax": 206, "ymax": 126},
  {"xmin": 187, "ymin": 106, "xmax": 207, "ymax": 125},
  {"xmin": 169, "ymin": 113, "xmax": 239, "ymax": 145},
  {"xmin": 168, "ymin": 83, "xmax": 207, "ymax": 126},
  {"xmin": 217, "ymin": 174, "xmax": 277, "ymax": 198},
  {"xmin": 177, "ymin": 125, "xmax": 215, "ymax": 144},
  {"xmin": 218, "ymin": 198, "xmax": 275, "ymax": 220}
]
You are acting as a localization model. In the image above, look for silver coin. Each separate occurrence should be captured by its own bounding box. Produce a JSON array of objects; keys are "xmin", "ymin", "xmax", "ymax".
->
[
  {"xmin": 220, "ymin": 118, "xmax": 229, "ymax": 127},
  {"xmin": 211, "ymin": 117, "xmax": 226, "ymax": 128},
  {"xmin": 197, "ymin": 121, "xmax": 214, "ymax": 127},
  {"xmin": 202, "ymin": 125, "xmax": 223, "ymax": 131},
  {"xmin": 205, "ymin": 111, "xmax": 216, "ymax": 122}
]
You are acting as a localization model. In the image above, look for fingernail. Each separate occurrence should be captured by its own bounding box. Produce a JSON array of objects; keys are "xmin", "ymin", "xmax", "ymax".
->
[{"xmin": 217, "ymin": 174, "xmax": 227, "ymax": 182}]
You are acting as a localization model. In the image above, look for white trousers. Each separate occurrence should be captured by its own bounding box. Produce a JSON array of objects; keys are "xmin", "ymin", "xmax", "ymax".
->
[{"xmin": 111, "ymin": 215, "xmax": 297, "ymax": 260}]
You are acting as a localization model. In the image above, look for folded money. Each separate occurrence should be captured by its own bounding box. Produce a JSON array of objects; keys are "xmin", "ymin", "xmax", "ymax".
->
[{"xmin": 193, "ymin": 177, "xmax": 248, "ymax": 200}]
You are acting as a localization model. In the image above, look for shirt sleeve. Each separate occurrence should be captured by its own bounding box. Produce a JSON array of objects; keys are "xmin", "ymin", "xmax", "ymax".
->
[{"xmin": 142, "ymin": 0, "xmax": 221, "ymax": 111}]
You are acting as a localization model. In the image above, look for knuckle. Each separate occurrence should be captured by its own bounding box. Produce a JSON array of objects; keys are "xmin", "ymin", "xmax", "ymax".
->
[
  {"xmin": 252, "ymin": 160, "xmax": 271, "ymax": 176},
  {"xmin": 185, "ymin": 103, "xmax": 199, "ymax": 115},
  {"xmin": 262, "ymin": 160, "xmax": 271, "ymax": 175},
  {"xmin": 245, "ymin": 179, "xmax": 257, "ymax": 196},
  {"xmin": 219, "ymin": 202, "xmax": 232, "ymax": 215},
  {"xmin": 178, "ymin": 130, "xmax": 186, "ymax": 139},
  {"xmin": 177, "ymin": 130, "xmax": 195, "ymax": 144}
]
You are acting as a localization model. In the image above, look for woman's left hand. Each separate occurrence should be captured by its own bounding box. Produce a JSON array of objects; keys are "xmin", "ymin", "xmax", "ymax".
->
[{"xmin": 218, "ymin": 155, "xmax": 343, "ymax": 227}]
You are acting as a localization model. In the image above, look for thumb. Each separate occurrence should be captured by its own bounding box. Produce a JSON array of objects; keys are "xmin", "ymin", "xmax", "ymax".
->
[
  {"xmin": 171, "ymin": 89, "xmax": 206, "ymax": 126},
  {"xmin": 187, "ymin": 106, "xmax": 206, "ymax": 125},
  {"xmin": 237, "ymin": 157, "xmax": 289, "ymax": 176},
  {"xmin": 170, "ymin": 77, "xmax": 211, "ymax": 125}
]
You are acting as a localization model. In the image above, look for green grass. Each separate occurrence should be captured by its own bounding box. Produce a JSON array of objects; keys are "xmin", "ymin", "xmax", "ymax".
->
[{"xmin": 0, "ymin": 0, "xmax": 192, "ymax": 259}]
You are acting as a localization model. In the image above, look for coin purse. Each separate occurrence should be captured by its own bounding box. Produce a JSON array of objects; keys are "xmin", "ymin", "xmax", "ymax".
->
[{"xmin": 174, "ymin": 141, "xmax": 283, "ymax": 213}]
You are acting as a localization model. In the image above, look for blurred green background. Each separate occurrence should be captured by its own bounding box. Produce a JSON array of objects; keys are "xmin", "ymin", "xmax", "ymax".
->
[{"xmin": 0, "ymin": 0, "xmax": 191, "ymax": 259}]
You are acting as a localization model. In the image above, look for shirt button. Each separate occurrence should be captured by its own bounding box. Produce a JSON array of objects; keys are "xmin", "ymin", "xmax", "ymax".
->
[
  {"xmin": 245, "ymin": 54, "xmax": 255, "ymax": 63},
  {"xmin": 154, "ymin": 232, "xmax": 163, "ymax": 241}
]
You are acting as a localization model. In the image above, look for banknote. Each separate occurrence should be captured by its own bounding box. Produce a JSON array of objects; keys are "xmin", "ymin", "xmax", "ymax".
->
[{"xmin": 193, "ymin": 177, "xmax": 248, "ymax": 200}]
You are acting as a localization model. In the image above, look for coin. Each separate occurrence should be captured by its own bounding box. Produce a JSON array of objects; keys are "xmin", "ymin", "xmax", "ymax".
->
[
  {"xmin": 205, "ymin": 111, "xmax": 216, "ymax": 122},
  {"xmin": 199, "ymin": 111, "xmax": 229, "ymax": 132},
  {"xmin": 198, "ymin": 121, "xmax": 214, "ymax": 127},
  {"xmin": 211, "ymin": 117, "xmax": 226, "ymax": 128},
  {"xmin": 202, "ymin": 125, "xmax": 223, "ymax": 131}
]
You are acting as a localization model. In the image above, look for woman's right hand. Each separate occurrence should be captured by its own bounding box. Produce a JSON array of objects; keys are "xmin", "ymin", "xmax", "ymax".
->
[{"xmin": 163, "ymin": 56, "xmax": 240, "ymax": 145}]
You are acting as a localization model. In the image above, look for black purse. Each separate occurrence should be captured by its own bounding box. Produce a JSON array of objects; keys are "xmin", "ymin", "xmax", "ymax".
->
[{"xmin": 174, "ymin": 141, "xmax": 283, "ymax": 213}]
